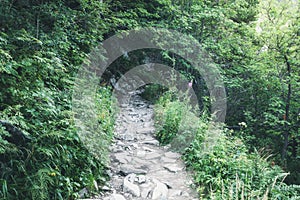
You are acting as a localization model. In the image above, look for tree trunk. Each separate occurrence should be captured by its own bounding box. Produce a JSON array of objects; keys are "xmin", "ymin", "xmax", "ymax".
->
[{"xmin": 282, "ymin": 55, "xmax": 292, "ymax": 163}]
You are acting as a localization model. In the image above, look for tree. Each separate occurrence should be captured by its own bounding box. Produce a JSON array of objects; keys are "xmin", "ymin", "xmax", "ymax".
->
[{"xmin": 255, "ymin": 0, "xmax": 300, "ymax": 163}]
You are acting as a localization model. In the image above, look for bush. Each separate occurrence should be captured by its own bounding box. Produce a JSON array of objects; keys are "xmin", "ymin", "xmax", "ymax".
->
[
  {"xmin": 0, "ymin": 0, "xmax": 116, "ymax": 198},
  {"xmin": 155, "ymin": 100, "xmax": 184, "ymax": 145},
  {"xmin": 0, "ymin": 87, "xmax": 115, "ymax": 199},
  {"xmin": 140, "ymin": 84, "xmax": 168, "ymax": 103},
  {"xmin": 153, "ymin": 90, "xmax": 300, "ymax": 199}
]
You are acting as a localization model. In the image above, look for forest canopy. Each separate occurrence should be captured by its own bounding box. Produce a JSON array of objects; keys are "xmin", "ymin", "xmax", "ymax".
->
[{"xmin": 0, "ymin": 0, "xmax": 299, "ymax": 199}]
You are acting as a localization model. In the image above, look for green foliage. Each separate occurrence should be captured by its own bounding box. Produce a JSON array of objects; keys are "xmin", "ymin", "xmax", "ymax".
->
[
  {"xmin": 185, "ymin": 133, "xmax": 289, "ymax": 199},
  {"xmin": 0, "ymin": 87, "xmax": 115, "ymax": 199},
  {"xmin": 0, "ymin": 0, "xmax": 116, "ymax": 199},
  {"xmin": 239, "ymin": 0, "xmax": 300, "ymax": 183},
  {"xmin": 0, "ymin": 0, "xmax": 299, "ymax": 198},
  {"xmin": 164, "ymin": 0, "xmax": 300, "ymax": 187},
  {"xmin": 140, "ymin": 84, "xmax": 168, "ymax": 103},
  {"xmin": 154, "ymin": 90, "xmax": 300, "ymax": 199},
  {"xmin": 154, "ymin": 88, "xmax": 205, "ymax": 147},
  {"xmin": 155, "ymin": 100, "xmax": 184, "ymax": 145}
]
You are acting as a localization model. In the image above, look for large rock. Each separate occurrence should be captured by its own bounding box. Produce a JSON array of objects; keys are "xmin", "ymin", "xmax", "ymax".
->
[
  {"xmin": 163, "ymin": 164, "xmax": 183, "ymax": 173},
  {"xmin": 145, "ymin": 152, "xmax": 161, "ymax": 160},
  {"xmin": 113, "ymin": 152, "xmax": 131, "ymax": 164},
  {"xmin": 119, "ymin": 164, "xmax": 147, "ymax": 175},
  {"xmin": 151, "ymin": 179, "xmax": 168, "ymax": 199},
  {"xmin": 131, "ymin": 157, "xmax": 149, "ymax": 167},
  {"xmin": 160, "ymin": 156, "xmax": 176, "ymax": 163},
  {"xmin": 164, "ymin": 152, "xmax": 181, "ymax": 159},
  {"xmin": 123, "ymin": 174, "xmax": 140, "ymax": 197},
  {"xmin": 141, "ymin": 187, "xmax": 152, "ymax": 198},
  {"xmin": 139, "ymin": 181, "xmax": 154, "ymax": 198}
]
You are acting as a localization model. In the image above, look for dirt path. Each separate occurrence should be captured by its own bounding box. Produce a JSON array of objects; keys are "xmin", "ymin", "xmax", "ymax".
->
[{"xmin": 99, "ymin": 92, "xmax": 198, "ymax": 200}]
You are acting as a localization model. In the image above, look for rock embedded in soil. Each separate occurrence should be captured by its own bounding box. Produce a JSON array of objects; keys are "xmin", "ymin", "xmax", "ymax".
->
[{"xmin": 123, "ymin": 174, "xmax": 140, "ymax": 197}]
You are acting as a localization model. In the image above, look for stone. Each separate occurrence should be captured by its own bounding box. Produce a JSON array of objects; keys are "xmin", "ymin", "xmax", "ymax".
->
[
  {"xmin": 110, "ymin": 194, "xmax": 126, "ymax": 200},
  {"xmin": 120, "ymin": 133, "xmax": 135, "ymax": 141},
  {"xmin": 102, "ymin": 185, "xmax": 111, "ymax": 191},
  {"xmin": 160, "ymin": 156, "xmax": 177, "ymax": 163},
  {"xmin": 151, "ymin": 179, "xmax": 168, "ymax": 199},
  {"xmin": 93, "ymin": 180, "xmax": 99, "ymax": 191},
  {"xmin": 132, "ymin": 157, "xmax": 149, "ymax": 166},
  {"xmin": 119, "ymin": 164, "xmax": 147, "ymax": 175},
  {"xmin": 124, "ymin": 145, "xmax": 132, "ymax": 151},
  {"xmin": 101, "ymin": 93, "xmax": 197, "ymax": 199},
  {"xmin": 136, "ymin": 127, "xmax": 155, "ymax": 135},
  {"xmin": 143, "ymin": 135, "xmax": 155, "ymax": 141},
  {"xmin": 169, "ymin": 189, "xmax": 182, "ymax": 196},
  {"xmin": 163, "ymin": 164, "xmax": 183, "ymax": 173},
  {"xmin": 142, "ymin": 139, "xmax": 159, "ymax": 146},
  {"xmin": 116, "ymin": 141, "xmax": 126, "ymax": 146},
  {"xmin": 112, "ymin": 146, "xmax": 124, "ymax": 153},
  {"xmin": 162, "ymin": 144, "xmax": 172, "ymax": 150},
  {"xmin": 135, "ymin": 175, "xmax": 146, "ymax": 184},
  {"xmin": 123, "ymin": 174, "xmax": 140, "ymax": 197},
  {"xmin": 113, "ymin": 153, "xmax": 130, "ymax": 164},
  {"xmin": 181, "ymin": 191, "xmax": 190, "ymax": 197},
  {"xmin": 141, "ymin": 188, "xmax": 152, "ymax": 198},
  {"xmin": 143, "ymin": 146, "xmax": 155, "ymax": 152},
  {"xmin": 106, "ymin": 169, "xmax": 113, "ymax": 178},
  {"xmin": 140, "ymin": 182, "xmax": 154, "ymax": 198},
  {"xmin": 136, "ymin": 150, "xmax": 146, "ymax": 157},
  {"xmin": 145, "ymin": 152, "xmax": 161, "ymax": 160},
  {"xmin": 78, "ymin": 188, "xmax": 88, "ymax": 198},
  {"xmin": 164, "ymin": 152, "xmax": 181, "ymax": 159},
  {"xmin": 162, "ymin": 181, "xmax": 173, "ymax": 189},
  {"xmin": 143, "ymin": 122, "xmax": 154, "ymax": 128}
]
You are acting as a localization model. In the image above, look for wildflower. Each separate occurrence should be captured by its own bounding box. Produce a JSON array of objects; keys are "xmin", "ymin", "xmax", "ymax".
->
[
  {"xmin": 49, "ymin": 172, "xmax": 56, "ymax": 176},
  {"xmin": 188, "ymin": 81, "xmax": 193, "ymax": 88},
  {"xmin": 238, "ymin": 122, "xmax": 247, "ymax": 128}
]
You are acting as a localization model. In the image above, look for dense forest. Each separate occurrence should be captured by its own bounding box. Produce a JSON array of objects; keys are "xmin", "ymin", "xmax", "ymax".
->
[{"xmin": 0, "ymin": 0, "xmax": 299, "ymax": 199}]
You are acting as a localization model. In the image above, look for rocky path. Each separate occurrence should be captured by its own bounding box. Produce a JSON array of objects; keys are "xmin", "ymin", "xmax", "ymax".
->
[{"xmin": 98, "ymin": 92, "xmax": 198, "ymax": 200}]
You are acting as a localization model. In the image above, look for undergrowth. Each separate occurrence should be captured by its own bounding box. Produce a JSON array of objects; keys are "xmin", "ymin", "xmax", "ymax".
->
[
  {"xmin": 151, "ymin": 87, "xmax": 300, "ymax": 199},
  {"xmin": 0, "ymin": 87, "xmax": 115, "ymax": 199}
]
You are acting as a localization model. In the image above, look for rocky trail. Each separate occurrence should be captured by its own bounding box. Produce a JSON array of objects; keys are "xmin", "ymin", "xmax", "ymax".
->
[{"xmin": 89, "ymin": 92, "xmax": 198, "ymax": 200}]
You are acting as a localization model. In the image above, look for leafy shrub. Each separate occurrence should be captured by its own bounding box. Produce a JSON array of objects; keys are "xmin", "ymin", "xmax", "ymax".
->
[
  {"xmin": 140, "ymin": 84, "xmax": 168, "ymax": 103},
  {"xmin": 0, "ymin": 0, "xmax": 117, "ymax": 199},
  {"xmin": 184, "ymin": 132, "xmax": 292, "ymax": 199},
  {"xmin": 0, "ymin": 87, "xmax": 115, "ymax": 199},
  {"xmin": 153, "ymin": 90, "xmax": 300, "ymax": 199},
  {"xmin": 155, "ymin": 100, "xmax": 184, "ymax": 145}
]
